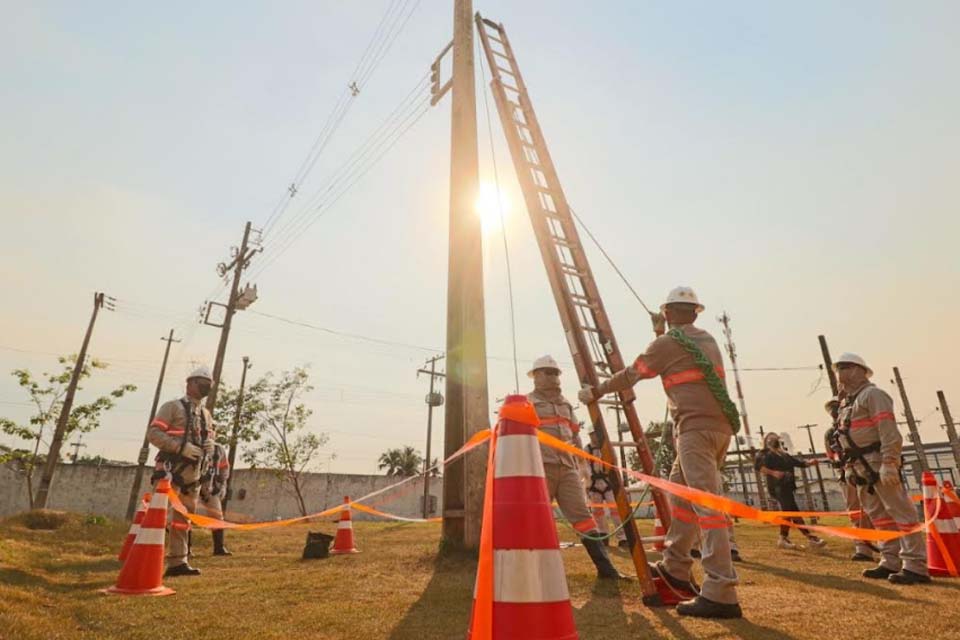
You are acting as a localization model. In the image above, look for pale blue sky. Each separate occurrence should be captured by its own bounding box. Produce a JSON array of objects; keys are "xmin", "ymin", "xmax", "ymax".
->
[{"xmin": 2, "ymin": 2, "xmax": 958, "ymax": 473}]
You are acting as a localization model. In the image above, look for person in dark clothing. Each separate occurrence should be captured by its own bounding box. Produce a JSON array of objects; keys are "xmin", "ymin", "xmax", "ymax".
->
[{"xmin": 755, "ymin": 432, "xmax": 827, "ymax": 550}]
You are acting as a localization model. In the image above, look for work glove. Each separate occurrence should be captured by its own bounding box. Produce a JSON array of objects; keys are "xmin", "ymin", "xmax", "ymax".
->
[
  {"xmin": 202, "ymin": 440, "xmax": 215, "ymax": 456},
  {"xmin": 578, "ymin": 385, "xmax": 597, "ymax": 405},
  {"xmin": 879, "ymin": 462, "xmax": 900, "ymax": 486},
  {"xmin": 650, "ymin": 312, "xmax": 666, "ymax": 336},
  {"xmin": 180, "ymin": 442, "xmax": 202, "ymax": 461}
]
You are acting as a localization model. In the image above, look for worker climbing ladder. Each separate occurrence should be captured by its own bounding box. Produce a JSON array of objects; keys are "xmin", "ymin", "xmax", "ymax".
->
[{"xmin": 476, "ymin": 13, "xmax": 670, "ymax": 601}]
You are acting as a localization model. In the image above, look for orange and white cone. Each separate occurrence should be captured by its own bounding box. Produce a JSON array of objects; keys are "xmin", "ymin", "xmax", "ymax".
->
[
  {"xmin": 118, "ymin": 493, "xmax": 151, "ymax": 563},
  {"xmin": 653, "ymin": 517, "xmax": 666, "ymax": 552},
  {"xmin": 940, "ymin": 480, "xmax": 960, "ymax": 572},
  {"xmin": 330, "ymin": 496, "xmax": 360, "ymax": 555},
  {"xmin": 922, "ymin": 471, "xmax": 959, "ymax": 577},
  {"xmin": 467, "ymin": 394, "xmax": 578, "ymax": 640},
  {"xmin": 103, "ymin": 479, "xmax": 175, "ymax": 596}
]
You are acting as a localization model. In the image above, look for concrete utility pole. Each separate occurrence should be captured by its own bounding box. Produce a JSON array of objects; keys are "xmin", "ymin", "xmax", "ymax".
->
[
  {"xmin": 892, "ymin": 367, "xmax": 929, "ymax": 472},
  {"xmin": 221, "ymin": 356, "xmax": 251, "ymax": 515},
  {"xmin": 797, "ymin": 424, "xmax": 829, "ymax": 511},
  {"xmin": 205, "ymin": 221, "xmax": 259, "ymax": 413},
  {"xmin": 442, "ymin": 0, "xmax": 489, "ymax": 550},
  {"xmin": 34, "ymin": 292, "xmax": 111, "ymax": 509},
  {"xmin": 126, "ymin": 329, "xmax": 179, "ymax": 520},
  {"xmin": 417, "ymin": 355, "xmax": 445, "ymax": 518},
  {"xmin": 937, "ymin": 391, "xmax": 960, "ymax": 471},
  {"xmin": 69, "ymin": 435, "xmax": 86, "ymax": 464}
]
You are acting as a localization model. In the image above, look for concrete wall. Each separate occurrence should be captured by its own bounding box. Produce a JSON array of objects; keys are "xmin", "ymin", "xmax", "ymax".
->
[{"xmin": 0, "ymin": 463, "xmax": 442, "ymax": 522}]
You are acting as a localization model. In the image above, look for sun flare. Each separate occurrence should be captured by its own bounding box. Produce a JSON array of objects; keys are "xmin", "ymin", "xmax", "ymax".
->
[{"xmin": 475, "ymin": 181, "xmax": 510, "ymax": 234}]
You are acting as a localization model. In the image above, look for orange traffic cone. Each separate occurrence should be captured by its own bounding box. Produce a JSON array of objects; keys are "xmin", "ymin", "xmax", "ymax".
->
[
  {"xmin": 118, "ymin": 493, "xmax": 151, "ymax": 563},
  {"xmin": 467, "ymin": 394, "xmax": 577, "ymax": 640},
  {"xmin": 330, "ymin": 496, "xmax": 360, "ymax": 555},
  {"xmin": 653, "ymin": 517, "xmax": 667, "ymax": 552},
  {"xmin": 922, "ymin": 471, "xmax": 959, "ymax": 577},
  {"xmin": 940, "ymin": 481, "xmax": 960, "ymax": 572},
  {"xmin": 103, "ymin": 479, "xmax": 175, "ymax": 596}
]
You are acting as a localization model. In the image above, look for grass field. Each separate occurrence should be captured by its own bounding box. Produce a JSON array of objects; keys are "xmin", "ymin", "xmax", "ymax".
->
[{"xmin": 1, "ymin": 511, "xmax": 959, "ymax": 640}]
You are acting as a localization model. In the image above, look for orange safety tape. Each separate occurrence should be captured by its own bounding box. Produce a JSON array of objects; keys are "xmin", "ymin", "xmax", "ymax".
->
[
  {"xmin": 470, "ymin": 422, "xmax": 497, "ymax": 640},
  {"xmin": 350, "ymin": 503, "xmax": 441, "ymax": 523},
  {"xmin": 944, "ymin": 486, "xmax": 960, "ymax": 506},
  {"xmin": 587, "ymin": 501, "xmax": 653, "ymax": 509},
  {"xmin": 536, "ymin": 430, "xmax": 941, "ymax": 542}
]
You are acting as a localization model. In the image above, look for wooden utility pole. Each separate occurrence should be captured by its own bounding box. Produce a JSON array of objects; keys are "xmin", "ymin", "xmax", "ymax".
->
[
  {"xmin": 126, "ymin": 329, "xmax": 179, "ymax": 520},
  {"xmin": 221, "ymin": 356, "xmax": 251, "ymax": 515},
  {"xmin": 418, "ymin": 355, "xmax": 445, "ymax": 518},
  {"xmin": 818, "ymin": 335, "xmax": 839, "ymax": 397},
  {"xmin": 442, "ymin": 0, "xmax": 489, "ymax": 550},
  {"xmin": 892, "ymin": 367, "xmax": 929, "ymax": 472},
  {"xmin": 69, "ymin": 435, "xmax": 86, "ymax": 464},
  {"xmin": 937, "ymin": 391, "xmax": 960, "ymax": 471},
  {"xmin": 34, "ymin": 292, "xmax": 110, "ymax": 509},
  {"xmin": 206, "ymin": 221, "xmax": 259, "ymax": 413},
  {"xmin": 797, "ymin": 424, "xmax": 829, "ymax": 511}
]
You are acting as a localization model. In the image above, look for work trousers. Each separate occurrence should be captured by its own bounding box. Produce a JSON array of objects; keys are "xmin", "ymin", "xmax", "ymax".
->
[
  {"xmin": 544, "ymin": 463, "xmax": 597, "ymax": 534},
  {"xmin": 587, "ymin": 488, "xmax": 625, "ymax": 542},
  {"xmin": 662, "ymin": 430, "xmax": 739, "ymax": 605},
  {"xmin": 843, "ymin": 480, "xmax": 876, "ymax": 556},
  {"xmin": 851, "ymin": 456, "xmax": 926, "ymax": 575},
  {"xmin": 772, "ymin": 487, "xmax": 812, "ymax": 537},
  {"xmin": 153, "ymin": 471, "xmax": 200, "ymax": 569},
  {"xmin": 199, "ymin": 493, "xmax": 224, "ymax": 519}
]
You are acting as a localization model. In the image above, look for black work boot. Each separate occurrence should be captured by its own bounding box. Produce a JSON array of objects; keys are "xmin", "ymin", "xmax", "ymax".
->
[
  {"xmin": 677, "ymin": 595, "xmax": 743, "ymax": 619},
  {"xmin": 164, "ymin": 563, "xmax": 201, "ymax": 577},
  {"xmin": 862, "ymin": 565, "xmax": 897, "ymax": 580},
  {"xmin": 888, "ymin": 569, "xmax": 931, "ymax": 585},
  {"xmin": 213, "ymin": 529, "xmax": 232, "ymax": 556},
  {"xmin": 850, "ymin": 552, "xmax": 875, "ymax": 562},
  {"xmin": 582, "ymin": 536, "xmax": 630, "ymax": 580}
]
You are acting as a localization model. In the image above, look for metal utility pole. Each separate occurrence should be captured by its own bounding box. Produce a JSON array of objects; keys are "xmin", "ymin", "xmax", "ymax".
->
[
  {"xmin": 417, "ymin": 355, "xmax": 445, "ymax": 518},
  {"xmin": 34, "ymin": 292, "xmax": 111, "ymax": 509},
  {"xmin": 221, "ymin": 356, "xmax": 251, "ymax": 515},
  {"xmin": 892, "ymin": 367, "xmax": 929, "ymax": 472},
  {"xmin": 442, "ymin": 0, "xmax": 489, "ymax": 550},
  {"xmin": 818, "ymin": 335, "xmax": 839, "ymax": 397},
  {"xmin": 69, "ymin": 435, "xmax": 86, "ymax": 464},
  {"xmin": 937, "ymin": 391, "xmax": 960, "ymax": 471},
  {"xmin": 205, "ymin": 221, "xmax": 260, "ymax": 413},
  {"xmin": 126, "ymin": 329, "xmax": 179, "ymax": 520},
  {"xmin": 797, "ymin": 424, "xmax": 829, "ymax": 511}
]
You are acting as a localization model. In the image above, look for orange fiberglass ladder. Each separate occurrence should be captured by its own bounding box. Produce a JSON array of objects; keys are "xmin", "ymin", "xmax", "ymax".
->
[{"xmin": 476, "ymin": 13, "xmax": 670, "ymax": 602}]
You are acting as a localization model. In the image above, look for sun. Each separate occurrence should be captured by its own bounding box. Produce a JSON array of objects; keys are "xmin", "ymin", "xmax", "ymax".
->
[{"xmin": 475, "ymin": 181, "xmax": 510, "ymax": 234}]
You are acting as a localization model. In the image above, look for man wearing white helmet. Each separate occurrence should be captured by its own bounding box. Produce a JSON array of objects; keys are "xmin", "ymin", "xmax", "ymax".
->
[
  {"xmin": 527, "ymin": 355, "xmax": 626, "ymax": 580},
  {"xmin": 833, "ymin": 353, "xmax": 929, "ymax": 584},
  {"xmin": 579, "ymin": 286, "xmax": 742, "ymax": 618},
  {"xmin": 147, "ymin": 365, "xmax": 217, "ymax": 577}
]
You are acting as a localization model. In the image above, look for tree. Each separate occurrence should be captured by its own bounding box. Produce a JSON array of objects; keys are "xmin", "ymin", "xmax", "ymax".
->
[
  {"xmin": 627, "ymin": 421, "xmax": 675, "ymax": 478},
  {"xmin": 241, "ymin": 368, "xmax": 329, "ymax": 517},
  {"xmin": 378, "ymin": 446, "xmax": 423, "ymax": 477},
  {"xmin": 212, "ymin": 378, "xmax": 269, "ymax": 451},
  {"xmin": 0, "ymin": 356, "xmax": 137, "ymax": 507}
]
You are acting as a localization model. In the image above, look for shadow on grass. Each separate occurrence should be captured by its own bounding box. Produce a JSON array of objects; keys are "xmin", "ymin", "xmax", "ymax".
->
[
  {"xmin": 388, "ymin": 552, "xmax": 475, "ymax": 640},
  {"xmin": 46, "ymin": 557, "xmax": 120, "ymax": 575},
  {"xmin": 577, "ymin": 580, "xmax": 667, "ymax": 639},
  {"xmin": 0, "ymin": 568, "xmax": 77, "ymax": 594},
  {"xmin": 746, "ymin": 560, "xmax": 926, "ymax": 603}
]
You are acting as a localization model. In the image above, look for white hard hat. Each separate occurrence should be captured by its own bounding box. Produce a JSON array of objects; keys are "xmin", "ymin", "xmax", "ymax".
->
[
  {"xmin": 527, "ymin": 355, "xmax": 561, "ymax": 378},
  {"xmin": 660, "ymin": 286, "xmax": 704, "ymax": 312},
  {"xmin": 832, "ymin": 353, "xmax": 873, "ymax": 378},
  {"xmin": 187, "ymin": 365, "xmax": 213, "ymax": 381}
]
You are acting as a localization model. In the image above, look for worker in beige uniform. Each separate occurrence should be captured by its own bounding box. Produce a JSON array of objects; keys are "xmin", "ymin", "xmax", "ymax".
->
[
  {"xmin": 824, "ymin": 395, "xmax": 877, "ymax": 562},
  {"xmin": 527, "ymin": 355, "xmax": 626, "ymax": 580},
  {"xmin": 147, "ymin": 366, "xmax": 216, "ymax": 577},
  {"xmin": 198, "ymin": 442, "xmax": 231, "ymax": 556},
  {"xmin": 583, "ymin": 429, "xmax": 627, "ymax": 548},
  {"xmin": 579, "ymin": 287, "xmax": 742, "ymax": 619},
  {"xmin": 833, "ymin": 353, "xmax": 929, "ymax": 584}
]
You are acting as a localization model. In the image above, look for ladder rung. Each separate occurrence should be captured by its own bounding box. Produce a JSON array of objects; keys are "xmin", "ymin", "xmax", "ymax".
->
[
  {"xmin": 499, "ymin": 81, "xmax": 521, "ymax": 93},
  {"xmin": 493, "ymin": 49, "xmax": 512, "ymax": 62},
  {"xmin": 550, "ymin": 235, "xmax": 578, "ymax": 249},
  {"xmin": 559, "ymin": 264, "xmax": 585, "ymax": 276},
  {"xmin": 512, "ymin": 117, "xmax": 531, "ymax": 130},
  {"xmin": 486, "ymin": 34, "xmax": 506, "ymax": 46},
  {"xmin": 480, "ymin": 17, "xmax": 501, "ymax": 30},
  {"xmin": 497, "ymin": 65, "xmax": 517, "ymax": 77}
]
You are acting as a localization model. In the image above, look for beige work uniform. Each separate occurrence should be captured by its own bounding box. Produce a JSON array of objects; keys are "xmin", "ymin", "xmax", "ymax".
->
[
  {"xmin": 583, "ymin": 442, "xmax": 625, "ymax": 542},
  {"xmin": 602, "ymin": 323, "xmax": 738, "ymax": 604},
  {"xmin": 147, "ymin": 396, "xmax": 215, "ymax": 569},
  {"xmin": 839, "ymin": 383, "xmax": 926, "ymax": 575},
  {"xmin": 844, "ymin": 481, "xmax": 876, "ymax": 557},
  {"xmin": 528, "ymin": 389, "xmax": 596, "ymax": 534}
]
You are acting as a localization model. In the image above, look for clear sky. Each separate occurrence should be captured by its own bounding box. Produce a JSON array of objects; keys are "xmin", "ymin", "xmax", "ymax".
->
[{"xmin": 2, "ymin": 1, "xmax": 958, "ymax": 474}]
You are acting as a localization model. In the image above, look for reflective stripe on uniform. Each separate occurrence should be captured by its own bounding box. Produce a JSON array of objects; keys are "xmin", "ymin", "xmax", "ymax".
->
[
  {"xmin": 572, "ymin": 518, "xmax": 597, "ymax": 533},
  {"xmin": 850, "ymin": 412, "xmax": 895, "ymax": 429},
  {"xmin": 166, "ymin": 429, "xmax": 186, "ymax": 436},
  {"xmin": 493, "ymin": 549, "xmax": 570, "ymax": 602},
  {"xmin": 672, "ymin": 505, "xmax": 698, "ymax": 523},
  {"xmin": 662, "ymin": 366, "xmax": 726, "ymax": 390},
  {"xmin": 494, "ymin": 435, "xmax": 546, "ymax": 479},
  {"xmin": 538, "ymin": 415, "xmax": 579, "ymax": 434},
  {"xmin": 135, "ymin": 528, "xmax": 166, "ymax": 545},
  {"xmin": 171, "ymin": 521, "xmax": 191, "ymax": 531},
  {"xmin": 632, "ymin": 357, "xmax": 657, "ymax": 379},
  {"xmin": 150, "ymin": 419, "xmax": 171, "ymax": 431}
]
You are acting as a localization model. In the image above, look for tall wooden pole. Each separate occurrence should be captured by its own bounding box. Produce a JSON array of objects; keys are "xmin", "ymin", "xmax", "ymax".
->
[
  {"xmin": 221, "ymin": 356, "xmax": 251, "ymax": 515},
  {"xmin": 937, "ymin": 391, "xmax": 960, "ymax": 471},
  {"xmin": 893, "ymin": 367, "xmax": 929, "ymax": 472},
  {"xmin": 34, "ymin": 292, "xmax": 106, "ymax": 509},
  {"xmin": 125, "ymin": 329, "xmax": 179, "ymax": 520},
  {"xmin": 442, "ymin": 0, "xmax": 488, "ymax": 550}
]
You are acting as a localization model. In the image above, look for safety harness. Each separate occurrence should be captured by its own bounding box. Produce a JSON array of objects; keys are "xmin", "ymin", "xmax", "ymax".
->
[
  {"xmin": 152, "ymin": 399, "xmax": 210, "ymax": 492},
  {"xmin": 666, "ymin": 328, "xmax": 741, "ymax": 433},
  {"xmin": 585, "ymin": 443, "xmax": 612, "ymax": 495},
  {"xmin": 834, "ymin": 388, "xmax": 882, "ymax": 494}
]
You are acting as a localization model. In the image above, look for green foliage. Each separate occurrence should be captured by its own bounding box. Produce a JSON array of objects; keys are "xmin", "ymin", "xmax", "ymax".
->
[
  {"xmin": 212, "ymin": 377, "xmax": 269, "ymax": 447},
  {"xmin": 378, "ymin": 446, "xmax": 424, "ymax": 477}
]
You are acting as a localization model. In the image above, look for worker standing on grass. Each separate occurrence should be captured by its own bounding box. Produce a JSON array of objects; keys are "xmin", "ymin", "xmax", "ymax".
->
[
  {"xmin": 147, "ymin": 366, "xmax": 217, "ymax": 577},
  {"xmin": 824, "ymin": 395, "xmax": 878, "ymax": 562},
  {"xmin": 198, "ymin": 441, "xmax": 232, "ymax": 556},
  {"xmin": 755, "ymin": 432, "xmax": 827, "ymax": 551},
  {"xmin": 833, "ymin": 353, "xmax": 930, "ymax": 585},
  {"xmin": 526, "ymin": 355, "xmax": 628, "ymax": 580},
  {"xmin": 583, "ymin": 429, "xmax": 627, "ymax": 548},
  {"xmin": 579, "ymin": 287, "xmax": 742, "ymax": 619}
]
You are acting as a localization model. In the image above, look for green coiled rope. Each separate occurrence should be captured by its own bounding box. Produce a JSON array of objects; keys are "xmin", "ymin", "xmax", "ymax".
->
[{"xmin": 667, "ymin": 328, "xmax": 742, "ymax": 434}]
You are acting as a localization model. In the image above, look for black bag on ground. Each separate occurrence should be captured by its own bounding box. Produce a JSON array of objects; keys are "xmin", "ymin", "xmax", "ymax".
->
[{"xmin": 302, "ymin": 531, "xmax": 334, "ymax": 559}]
